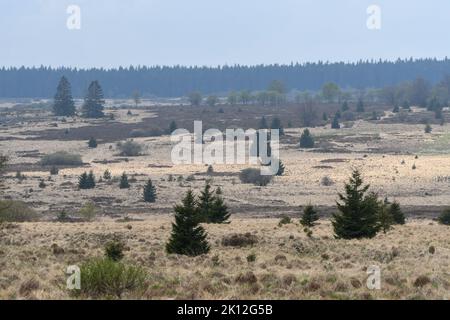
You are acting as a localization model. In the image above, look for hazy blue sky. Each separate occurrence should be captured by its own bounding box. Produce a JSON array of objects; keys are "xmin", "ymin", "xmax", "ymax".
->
[{"xmin": 0, "ymin": 0, "xmax": 448, "ymax": 67}]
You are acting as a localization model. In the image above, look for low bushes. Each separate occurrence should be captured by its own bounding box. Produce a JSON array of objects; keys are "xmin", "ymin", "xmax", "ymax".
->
[
  {"xmin": 75, "ymin": 258, "xmax": 147, "ymax": 299},
  {"xmin": 221, "ymin": 233, "xmax": 258, "ymax": 247},
  {"xmin": 0, "ymin": 200, "xmax": 38, "ymax": 222},
  {"xmin": 117, "ymin": 141, "xmax": 143, "ymax": 156},
  {"xmin": 438, "ymin": 209, "xmax": 450, "ymax": 225},
  {"xmin": 239, "ymin": 168, "xmax": 272, "ymax": 186},
  {"xmin": 40, "ymin": 151, "xmax": 82, "ymax": 166}
]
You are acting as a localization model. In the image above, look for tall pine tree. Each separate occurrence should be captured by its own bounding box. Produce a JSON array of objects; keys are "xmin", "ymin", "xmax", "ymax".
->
[
  {"xmin": 197, "ymin": 183, "xmax": 215, "ymax": 222},
  {"xmin": 82, "ymin": 81, "xmax": 105, "ymax": 118},
  {"xmin": 143, "ymin": 179, "xmax": 157, "ymax": 203},
  {"xmin": 53, "ymin": 76, "xmax": 75, "ymax": 116},
  {"xmin": 300, "ymin": 205, "xmax": 319, "ymax": 227},
  {"xmin": 332, "ymin": 169, "xmax": 381, "ymax": 239},
  {"xmin": 166, "ymin": 190, "xmax": 210, "ymax": 256}
]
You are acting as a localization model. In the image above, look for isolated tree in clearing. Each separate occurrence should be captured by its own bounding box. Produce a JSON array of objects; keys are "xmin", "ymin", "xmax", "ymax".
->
[
  {"xmin": 53, "ymin": 76, "xmax": 75, "ymax": 116},
  {"xmin": 300, "ymin": 205, "xmax": 319, "ymax": 228},
  {"xmin": 166, "ymin": 190, "xmax": 210, "ymax": 256},
  {"xmin": 299, "ymin": 129, "xmax": 314, "ymax": 148},
  {"xmin": 209, "ymin": 188, "xmax": 231, "ymax": 224},
  {"xmin": 119, "ymin": 172, "xmax": 130, "ymax": 189},
  {"xmin": 82, "ymin": 80, "xmax": 105, "ymax": 118},
  {"xmin": 143, "ymin": 179, "xmax": 157, "ymax": 203},
  {"xmin": 332, "ymin": 169, "xmax": 381, "ymax": 239},
  {"xmin": 197, "ymin": 183, "xmax": 215, "ymax": 222}
]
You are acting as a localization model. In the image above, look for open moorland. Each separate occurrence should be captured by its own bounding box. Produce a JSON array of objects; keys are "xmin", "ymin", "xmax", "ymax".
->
[{"xmin": 1, "ymin": 99, "xmax": 450, "ymax": 299}]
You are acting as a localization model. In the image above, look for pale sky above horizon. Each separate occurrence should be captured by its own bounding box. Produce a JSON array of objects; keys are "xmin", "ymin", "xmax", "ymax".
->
[{"xmin": 0, "ymin": 0, "xmax": 448, "ymax": 68}]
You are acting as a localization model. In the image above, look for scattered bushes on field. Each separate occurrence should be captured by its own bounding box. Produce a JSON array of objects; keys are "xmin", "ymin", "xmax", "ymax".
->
[
  {"xmin": 78, "ymin": 202, "xmax": 97, "ymax": 221},
  {"xmin": 104, "ymin": 240, "xmax": 125, "ymax": 261}
]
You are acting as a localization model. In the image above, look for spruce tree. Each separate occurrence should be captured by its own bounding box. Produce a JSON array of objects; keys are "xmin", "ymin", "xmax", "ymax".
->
[
  {"xmin": 341, "ymin": 101, "xmax": 349, "ymax": 111},
  {"xmin": 332, "ymin": 169, "xmax": 381, "ymax": 239},
  {"xmin": 276, "ymin": 159, "xmax": 285, "ymax": 176},
  {"xmin": 356, "ymin": 99, "xmax": 365, "ymax": 112},
  {"xmin": 197, "ymin": 183, "xmax": 215, "ymax": 222},
  {"xmin": 259, "ymin": 116, "xmax": 268, "ymax": 129},
  {"xmin": 209, "ymin": 188, "xmax": 231, "ymax": 224},
  {"xmin": 270, "ymin": 117, "xmax": 284, "ymax": 136},
  {"xmin": 300, "ymin": 205, "xmax": 319, "ymax": 227},
  {"xmin": 331, "ymin": 114, "xmax": 341, "ymax": 129},
  {"xmin": 378, "ymin": 204, "xmax": 394, "ymax": 234},
  {"xmin": 389, "ymin": 201, "xmax": 405, "ymax": 225},
  {"xmin": 103, "ymin": 169, "xmax": 112, "ymax": 180},
  {"xmin": 169, "ymin": 120, "xmax": 177, "ymax": 134},
  {"xmin": 143, "ymin": 179, "xmax": 157, "ymax": 203},
  {"xmin": 53, "ymin": 76, "xmax": 75, "ymax": 116},
  {"xmin": 82, "ymin": 81, "xmax": 105, "ymax": 118},
  {"xmin": 88, "ymin": 137, "xmax": 98, "ymax": 148},
  {"xmin": 166, "ymin": 190, "xmax": 210, "ymax": 256},
  {"xmin": 299, "ymin": 129, "xmax": 314, "ymax": 148},
  {"xmin": 78, "ymin": 172, "xmax": 95, "ymax": 189},
  {"xmin": 87, "ymin": 171, "xmax": 96, "ymax": 189},
  {"xmin": 119, "ymin": 172, "xmax": 130, "ymax": 189}
]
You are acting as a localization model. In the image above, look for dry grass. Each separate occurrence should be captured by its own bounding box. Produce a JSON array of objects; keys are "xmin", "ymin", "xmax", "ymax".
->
[{"xmin": 0, "ymin": 217, "xmax": 449, "ymax": 300}]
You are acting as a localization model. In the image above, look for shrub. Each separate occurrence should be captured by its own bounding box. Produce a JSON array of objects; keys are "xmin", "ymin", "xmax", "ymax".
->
[
  {"xmin": 49, "ymin": 166, "xmax": 59, "ymax": 175},
  {"xmin": 438, "ymin": 209, "xmax": 450, "ymax": 225},
  {"xmin": 40, "ymin": 151, "xmax": 82, "ymax": 166},
  {"xmin": 88, "ymin": 137, "xmax": 98, "ymax": 148},
  {"xmin": 117, "ymin": 140, "xmax": 143, "ymax": 156},
  {"xmin": 221, "ymin": 233, "xmax": 258, "ymax": 247},
  {"xmin": 75, "ymin": 258, "xmax": 146, "ymax": 299},
  {"xmin": 56, "ymin": 210, "xmax": 70, "ymax": 222},
  {"xmin": 119, "ymin": 172, "xmax": 130, "ymax": 189},
  {"xmin": 425, "ymin": 123, "xmax": 432, "ymax": 134},
  {"xmin": 321, "ymin": 176, "xmax": 334, "ymax": 186},
  {"xmin": 38, "ymin": 180, "xmax": 47, "ymax": 188},
  {"xmin": 103, "ymin": 169, "xmax": 112, "ymax": 180},
  {"xmin": 299, "ymin": 129, "xmax": 314, "ymax": 148},
  {"xmin": 78, "ymin": 202, "xmax": 97, "ymax": 221},
  {"xmin": 278, "ymin": 216, "xmax": 291, "ymax": 226},
  {"xmin": 105, "ymin": 241, "xmax": 125, "ymax": 261},
  {"xmin": 239, "ymin": 168, "xmax": 272, "ymax": 186},
  {"xmin": 0, "ymin": 200, "xmax": 38, "ymax": 222}
]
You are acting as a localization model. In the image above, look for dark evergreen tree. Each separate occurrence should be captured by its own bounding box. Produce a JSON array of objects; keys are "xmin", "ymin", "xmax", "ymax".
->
[
  {"xmin": 341, "ymin": 101, "xmax": 349, "ymax": 111},
  {"xmin": 392, "ymin": 105, "xmax": 400, "ymax": 113},
  {"xmin": 300, "ymin": 205, "xmax": 319, "ymax": 227},
  {"xmin": 53, "ymin": 76, "xmax": 75, "ymax": 116},
  {"xmin": 299, "ymin": 129, "xmax": 314, "ymax": 148},
  {"xmin": 389, "ymin": 201, "xmax": 405, "ymax": 225},
  {"xmin": 425, "ymin": 123, "xmax": 432, "ymax": 133},
  {"xmin": 209, "ymin": 189, "xmax": 231, "ymax": 224},
  {"xmin": 103, "ymin": 169, "xmax": 112, "ymax": 180},
  {"xmin": 259, "ymin": 116, "xmax": 268, "ymax": 129},
  {"xmin": 88, "ymin": 137, "xmax": 97, "ymax": 148},
  {"xmin": 166, "ymin": 190, "xmax": 210, "ymax": 256},
  {"xmin": 119, "ymin": 172, "xmax": 130, "ymax": 189},
  {"xmin": 143, "ymin": 179, "xmax": 157, "ymax": 203},
  {"xmin": 169, "ymin": 120, "xmax": 177, "ymax": 134},
  {"xmin": 270, "ymin": 117, "xmax": 284, "ymax": 136},
  {"xmin": 82, "ymin": 81, "xmax": 105, "ymax": 118},
  {"xmin": 378, "ymin": 204, "xmax": 394, "ymax": 234},
  {"xmin": 87, "ymin": 171, "xmax": 96, "ymax": 189},
  {"xmin": 322, "ymin": 112, "xmax": 328, "ymax": 121},
  {"xmin": 331, "ymin": 114, "xmax": 341, "ymax": 129},
  {"xmin": 332, "ymin": 169, "xmax": 381, "ymax": 239},
  {"xmin": 197, "ymin": 183, "xmax": 215, "ymax": 222},
  {"xmin": 356, "ymin": 99, "xmax": 365, "ymax": 112},
  {"xmin": 276, "ymin": 159, "xmax": 285, "ymax": 176},
  {"xmin": 79, "ymin": 171, "xmax": 95, "ymax": 189}
]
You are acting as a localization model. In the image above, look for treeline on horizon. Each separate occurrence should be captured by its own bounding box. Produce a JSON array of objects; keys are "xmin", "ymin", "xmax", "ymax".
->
[{"xmin": 1, "ymin": 58, "xmax": 450, "ymax": 98}]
